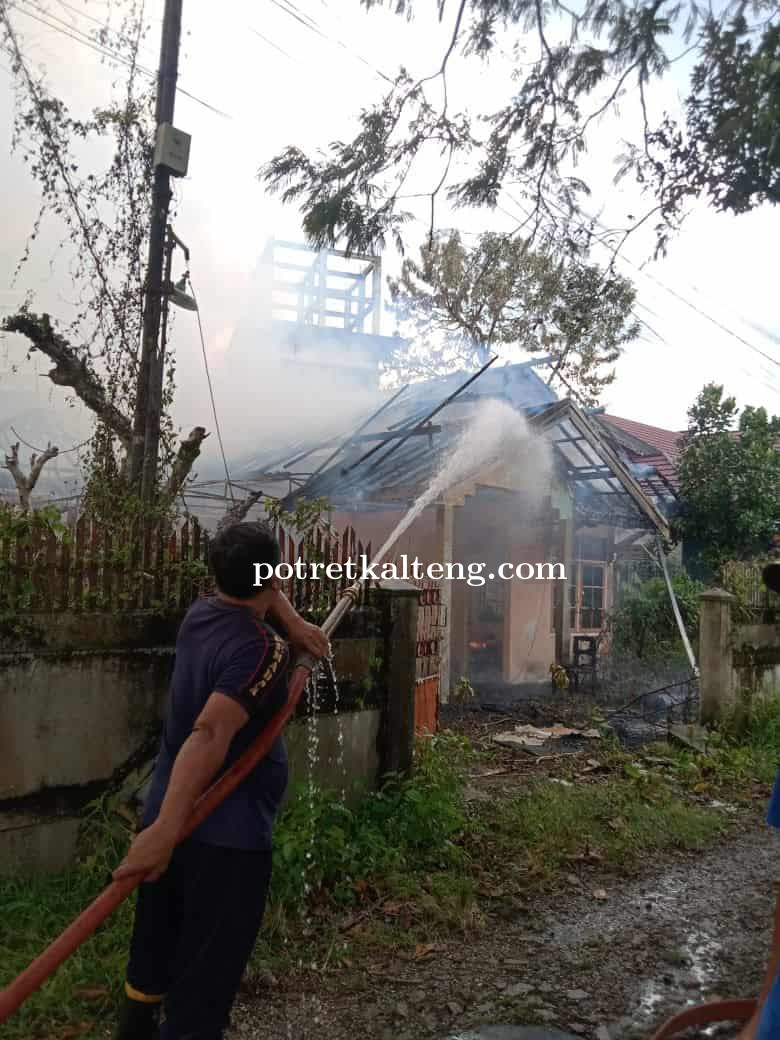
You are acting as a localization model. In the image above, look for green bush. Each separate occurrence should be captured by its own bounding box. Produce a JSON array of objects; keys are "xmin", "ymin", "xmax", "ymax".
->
[
  {"xmin": 271, "ymin": 732, "xmax": 470, "ymax": 910},
  {"xmin": 609, "ymin": 572, "xmax": 703, "ymax": 661}
]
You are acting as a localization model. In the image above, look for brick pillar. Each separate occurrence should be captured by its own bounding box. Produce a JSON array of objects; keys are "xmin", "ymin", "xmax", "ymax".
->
[
  {"xmin": 437, "ymin": 502, "xmax": 454, "ymax": 704},
  {"xmin": 698, "ymin": 588, "xmax": 736, "ymax": 725},
  {"xmin": 375, "ymin": 578, "xmax": 419, "ymax": 778}
]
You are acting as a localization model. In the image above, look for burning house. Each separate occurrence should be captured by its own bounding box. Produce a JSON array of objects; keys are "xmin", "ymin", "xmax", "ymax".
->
[
  {"xmin": 237, "ymin": 361, "xmax": 676, "ymax": 694},
  {"xmin": 222, "ymin": 242, "xmax": 680, "ymax": 697}
]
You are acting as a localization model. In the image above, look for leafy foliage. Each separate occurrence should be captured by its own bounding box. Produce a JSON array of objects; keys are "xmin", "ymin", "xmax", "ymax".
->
[
  {"xmin": 262, "ymin": 0, "xmax": 780, "ymax": 259},
  {"xmin": 0, "ymin": 4, "xmax": 203, "ymax": 515},
  {"xmin": 609, "ymin": 572, "xmax": 702, "ymax": 661},
  {"xmin": 271, "ymin": 733, "xmax": 470, "ymax": 911},
  {"xmin": 389, "ymin": 230, "xmax": 638, "ymax": 401},
  {"xmin": 626, "ymin": 15, "xmax": 780, "ymax": 221},
  {"xmin": 673, "ymin": 384, "xmax": 780, "ymax": 573}
]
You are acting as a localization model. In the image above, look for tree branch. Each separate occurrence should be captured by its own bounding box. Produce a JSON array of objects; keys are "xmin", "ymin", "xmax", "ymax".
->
[
  {"xmin": 217, "ymin": 490, "xmax": 265, "ymax": 532},
  {"xmin": 3, "ymin": 441, "xmax": 59, "ymax": 510},
  {"xmin": 3, "ymin": 311, "xmax": 133, "ymax": 448},
  {"xmin": 167, "ymin": 427, "xmax": 209, "ymax": 499}
]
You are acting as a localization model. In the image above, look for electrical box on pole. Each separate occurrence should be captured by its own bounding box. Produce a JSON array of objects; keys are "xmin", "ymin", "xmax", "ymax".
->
[{"xmin": 154, "ymin": 123, "xmax": 191, "ymax": 177}]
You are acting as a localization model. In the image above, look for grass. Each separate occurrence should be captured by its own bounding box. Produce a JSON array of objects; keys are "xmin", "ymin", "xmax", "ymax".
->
[
  {"xmin": 469, "ymin": 774, "xmax": 724, "ymax": 885},
  {"xmin": 0, "ymin": 799, "xmax": 134, "ymax": 1039},
  {"xmin": 2, "ymin": 702, "xmax": 779, "ymax": 1039},
  {"xmin": 662, "ymin": 693, "xmax": 780, "ymax": 792}
]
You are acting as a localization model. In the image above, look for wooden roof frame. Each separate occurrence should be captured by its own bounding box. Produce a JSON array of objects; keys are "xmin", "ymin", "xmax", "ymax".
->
[{"xmin": 529, "ymin": 399, "xmax": 671, "ymax": 540}]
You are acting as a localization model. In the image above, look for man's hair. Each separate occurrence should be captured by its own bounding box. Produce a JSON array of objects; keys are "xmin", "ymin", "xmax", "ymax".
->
[{"xmin": 210, "ymin": 521, "xmax": 281, "ymax": 599}]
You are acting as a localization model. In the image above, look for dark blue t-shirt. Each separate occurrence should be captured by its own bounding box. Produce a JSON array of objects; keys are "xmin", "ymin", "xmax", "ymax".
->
[{"xmin": 143, "ymin": 596, "xmax": 290, "ymax": 851}]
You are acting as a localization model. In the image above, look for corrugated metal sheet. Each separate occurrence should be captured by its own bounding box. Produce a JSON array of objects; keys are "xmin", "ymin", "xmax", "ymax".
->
[{"xmin": 228, "ymin": 361, "xmax": 672, "ymax": 534}]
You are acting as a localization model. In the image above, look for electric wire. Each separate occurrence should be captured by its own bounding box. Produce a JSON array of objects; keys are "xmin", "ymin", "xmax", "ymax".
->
[
  {"xmin": 185, "ymin": 274, "xmax": 235, "ymax": 503},
  {"xmin": 259, "ymin": 0, "xmax": 394, "ymax": 84},
  {"xmin": 505, "ymin": 189, "xmax": 780, "ymax": 372},
  {"xmin": 6, "ymin": 0, "xmax": 232, "ymax": 118},
  {"xmin": 9, "ymin": 425, "xmax": 91, "ymax": 455},
  {"xmin": 249, "ymin": 26, "xmax": 300, "ymax": 64}
]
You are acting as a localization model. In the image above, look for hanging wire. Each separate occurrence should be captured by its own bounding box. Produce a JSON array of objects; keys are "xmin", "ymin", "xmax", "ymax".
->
[{"xmin": 184, "ymin": 275, "xmax": 235, "ymax": 503}]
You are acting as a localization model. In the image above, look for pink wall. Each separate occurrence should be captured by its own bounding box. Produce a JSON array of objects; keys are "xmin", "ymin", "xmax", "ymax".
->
[
  {"xmin": 331, "ymin": 507, "xmax": 440, "ymax": 568},
  {"xmin": 333, "ymin": 498, "xmax": 561, "ymax": 685},
  {"xmin": 505, "ymin": 532, "xmax": 556, "ymax": 682}
]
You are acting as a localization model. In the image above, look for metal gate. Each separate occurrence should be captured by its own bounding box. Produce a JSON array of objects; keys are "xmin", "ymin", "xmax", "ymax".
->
[{"xmin": 415, "ymin": 584, "xmax": 446, "ymax": 734}]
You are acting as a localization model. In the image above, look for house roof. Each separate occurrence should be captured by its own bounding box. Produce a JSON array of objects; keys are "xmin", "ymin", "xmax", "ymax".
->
[
  {"xmin": 598, "ymin": 414, "xmax": 684, "ymax": 491},
  {"xmin": 599, "ymin": 415, "xmax": 684, "ymax": 459},
  {"xmin": 239, "ymin": 361, "xmax": 671, "ymax": 537}
]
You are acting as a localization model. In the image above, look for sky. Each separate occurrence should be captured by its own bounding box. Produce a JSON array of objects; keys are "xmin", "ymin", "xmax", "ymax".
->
[{"xmin": 1, "ymin": 0, "xmax": 779, "ymax": 485}]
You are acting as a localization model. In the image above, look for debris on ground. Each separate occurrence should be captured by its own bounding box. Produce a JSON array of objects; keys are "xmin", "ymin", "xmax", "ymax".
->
[{"xmin": 493, "ymin": 724, "xmax": 601, "ymax": 752}]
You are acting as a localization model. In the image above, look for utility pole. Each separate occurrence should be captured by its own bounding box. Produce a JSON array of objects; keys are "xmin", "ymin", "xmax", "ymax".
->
[{"xmin": 130, "ymin": 0, "xmax": 184, "ymax": 502}]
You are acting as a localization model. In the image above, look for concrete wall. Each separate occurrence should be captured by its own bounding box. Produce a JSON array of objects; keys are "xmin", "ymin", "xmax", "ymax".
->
[
  {"xmin": 0, "ymin": 592, "xmax": 414, "ymax": 875},
  {"xmin": 0, "ymin": 648, "xmax": 168, "ymax": 799},
  {"xmin": 698, "ymin": 590, "xmax": 780, "ymax": 724},
  {"xmin": 281, "ymin": 710, "xmax": 381, "ymax": 804},
  {"xmin": 733, "ymin": 622, "xmax": 780, "ymax": 699},
  {"xmin": 330, "ymin": 506, "xmax": 440, "ymax": 567}
]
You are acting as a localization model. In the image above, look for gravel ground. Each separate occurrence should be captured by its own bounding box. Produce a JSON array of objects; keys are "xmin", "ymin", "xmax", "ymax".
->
[{"xmin": 229, "ymin": 826, "xmax": 778, "ymax": 1040}]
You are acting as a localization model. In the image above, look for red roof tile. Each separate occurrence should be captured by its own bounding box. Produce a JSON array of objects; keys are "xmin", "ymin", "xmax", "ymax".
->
[
  {"xmin": 599, "ymin": 414, "xmax": 780, "ymax": 496},
  {"xmin": 598, "ymin": 414, "xmax": 683, "ymax": 491},
  {"xmin": 600, "ymin": 414, "xmax": 684, "ymax": 460}
]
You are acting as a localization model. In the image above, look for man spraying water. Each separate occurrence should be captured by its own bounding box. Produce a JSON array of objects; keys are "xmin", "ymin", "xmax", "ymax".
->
[{"xmin": 113, "ymin": 522, "xmax": 329, "ymax": 1040}]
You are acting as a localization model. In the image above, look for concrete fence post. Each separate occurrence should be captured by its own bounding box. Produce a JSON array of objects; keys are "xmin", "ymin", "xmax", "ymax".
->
[
  {"xmin": 374, "ymin": 578, "xmax": 419, "ymax": 779},
  {"xmin": 698, "ymin": 588, "xmax": 736, "ymax": 724}
]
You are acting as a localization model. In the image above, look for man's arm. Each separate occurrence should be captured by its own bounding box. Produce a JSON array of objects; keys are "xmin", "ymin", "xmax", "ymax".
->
[
  {"xmin": 113, "ymin": 693, "xmax": 247, "ymax": 882},
  {"xmin": 267, "ymin": 590, "xmax": 329, "ymax": 658}
]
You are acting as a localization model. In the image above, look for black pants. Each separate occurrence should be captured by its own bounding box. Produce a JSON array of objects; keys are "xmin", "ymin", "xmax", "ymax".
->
[{"xmin": 125, "ymin": 838, "xmax": 272, "ymax": 1040}]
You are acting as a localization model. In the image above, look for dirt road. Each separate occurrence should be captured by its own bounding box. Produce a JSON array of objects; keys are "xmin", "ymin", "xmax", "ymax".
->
[{"xmin": 230, "ymin": 826, "xmax": 778, "ymax": 1040}]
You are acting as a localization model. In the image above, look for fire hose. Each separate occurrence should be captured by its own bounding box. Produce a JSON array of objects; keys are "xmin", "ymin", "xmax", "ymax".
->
[
  {"xmin": 0, "ymin": 582, "xmax": 360, "ymax": 1025},
  {"xmin": 645, "ymin": 886, "xmax": 780, "ymax": 1038},
  {"xmin": 5, "ymin": 561, "xmax": 780, "ymax": 1032}
]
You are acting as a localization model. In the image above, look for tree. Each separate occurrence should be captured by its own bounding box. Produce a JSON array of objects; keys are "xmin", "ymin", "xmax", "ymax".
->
[
  {"xmin": 3, "ymin": 441, "xmax": 59, "ymax": 511},
  {"xmin": 0, "ymin": 5, "xmax": 207, "ymax": 514},
  {"xmin": 627, "ymin": 15, "xmax": 780, "ymax": 225},
  {"xmin": 673, "ymin": 384, "xmax": 780, "ymax": 573},
  {"xmin": 261, "ymin": 0, "xmax": 780, "ymax": 258},
  {"xmin": 388, "ymin": 230, "xmax": 638, "ymax": 401}
]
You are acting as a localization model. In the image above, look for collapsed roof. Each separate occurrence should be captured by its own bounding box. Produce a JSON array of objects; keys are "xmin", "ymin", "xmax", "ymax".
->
[{"xmin": 236, "ymin": 359, "xmax": 673, "ymax": 538}]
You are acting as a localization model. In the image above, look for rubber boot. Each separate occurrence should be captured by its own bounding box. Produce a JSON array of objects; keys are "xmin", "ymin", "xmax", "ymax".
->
[{"xmin": 114, "ymin": 994, "xmax": 161, "ymax": 1040}]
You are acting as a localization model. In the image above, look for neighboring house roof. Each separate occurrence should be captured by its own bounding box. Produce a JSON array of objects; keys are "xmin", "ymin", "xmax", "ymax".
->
[
  {"xmin": 599, "ymin": 415, "xmax": 684, "ymax": 459},
  {"xmin": 239, "ymin": 361, "xmax": 670, "ymax": 538},
  {"xmin": 598, "ymin": 414, "xmax": 684, "ymax": 492}
]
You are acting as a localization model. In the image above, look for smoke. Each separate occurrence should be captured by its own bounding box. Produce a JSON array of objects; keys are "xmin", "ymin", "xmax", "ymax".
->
[
  {"xmin": 371, "ymin": 398, "xmax": 553, "ymax": 566},
  {"xmin": 171, "ymin": 321, "xmax": 386, "ymax": 479}
]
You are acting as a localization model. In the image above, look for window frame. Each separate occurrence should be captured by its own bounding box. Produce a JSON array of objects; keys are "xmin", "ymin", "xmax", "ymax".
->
[{"xmin": 570, "ymin": 559, "xmax": 606, "ymax": 633}]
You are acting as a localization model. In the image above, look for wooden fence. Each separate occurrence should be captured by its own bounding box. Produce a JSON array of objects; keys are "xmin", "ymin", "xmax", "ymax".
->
[
  {"xmin": 273, "ymin": 522, "xmax": 372, "ymax": 617},
  {"xmin": 0, "ymin": 517, "xmax": 210, "ymax": 613},
  {"xmin": 0, "ymin": 516, "xmax": 371, "ymax": 616}
]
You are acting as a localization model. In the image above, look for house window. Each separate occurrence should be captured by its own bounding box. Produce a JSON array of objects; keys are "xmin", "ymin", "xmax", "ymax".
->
[
  {"xmin": 569, "ymin": 561, "xmax": 606, "ymax": 631},
  {"xmin": 575, "ymin": 534, "xmax": 608, "ymax": 560},
  {"xmin": 580, "ymin": 564, "xmax": 605, "ymax": 629}
]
